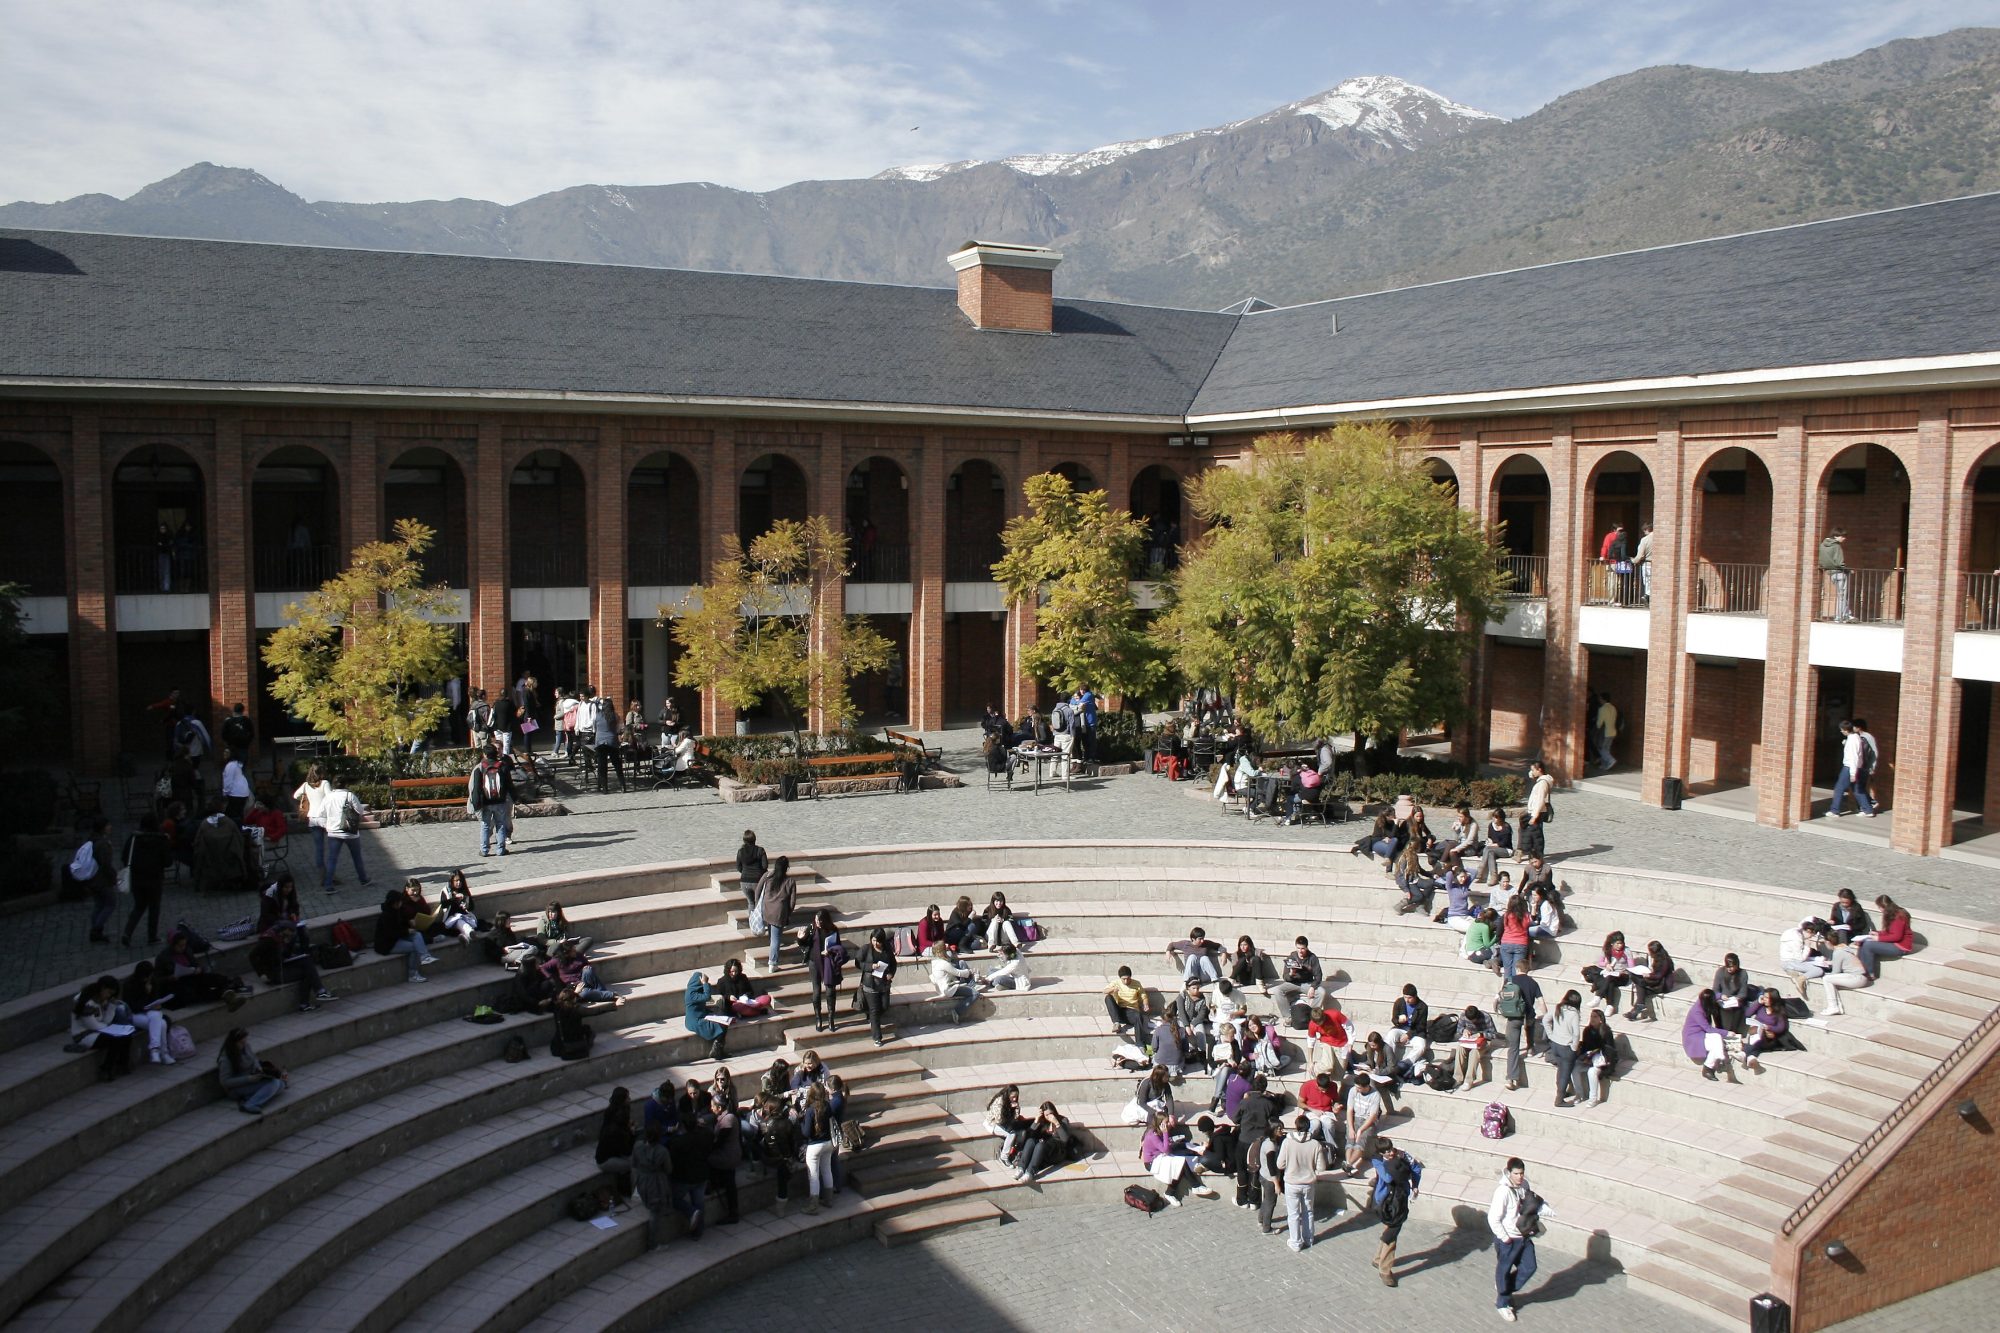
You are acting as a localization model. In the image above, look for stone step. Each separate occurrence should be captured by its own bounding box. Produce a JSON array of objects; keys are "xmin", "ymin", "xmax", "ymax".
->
[
  {"xmin": 874, "ymin": 1198, "xmax": 1007, "ymax": 1246},
  {"xmin": 849, "ymin": 1147, "xmax": 982, "ymax": 1198},
  {"xmin": 1624, "ymin": 1259, "xmax": 1752, "ymax": 1322}
]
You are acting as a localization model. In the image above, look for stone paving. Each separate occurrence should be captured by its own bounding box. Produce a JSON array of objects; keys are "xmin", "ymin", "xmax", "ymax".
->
[
  {"xmin": 13, "ymin": 724, "xmax": 2000, "ymax": 1002},
  {"xmin": 671, "ymin": 1200, "xmax": 1695, "ymax": 1333}
]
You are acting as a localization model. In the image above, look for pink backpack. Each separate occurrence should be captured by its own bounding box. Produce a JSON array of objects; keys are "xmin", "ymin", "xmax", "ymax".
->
[{"xmin": 1479, "ymin": 1101, "xmax": 1511, "ymax": 1140}]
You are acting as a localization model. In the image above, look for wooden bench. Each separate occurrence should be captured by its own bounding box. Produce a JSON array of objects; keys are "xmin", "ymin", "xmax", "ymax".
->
[
  {"xmin": 883, "ymin": 729, "xmax": 939, "ymax": 769},
  {"xmin": 800, "ymin": 752, "xmax": 905, "ymax": 799},
  {"xmin": 389, "ymin": 775, "xmax": 466, "ymax": 810}
]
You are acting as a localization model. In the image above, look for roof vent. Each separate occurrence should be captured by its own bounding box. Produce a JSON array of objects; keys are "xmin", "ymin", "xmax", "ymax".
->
[{"xmin": 948, "ymin": 240, "xmax": 1063, "ymax": 333}]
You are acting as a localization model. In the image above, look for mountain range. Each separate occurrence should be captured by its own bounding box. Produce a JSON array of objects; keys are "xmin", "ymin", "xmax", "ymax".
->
[{"xmin": 5, "ymin": 28, "xmax": 1999, "ymax": 309}]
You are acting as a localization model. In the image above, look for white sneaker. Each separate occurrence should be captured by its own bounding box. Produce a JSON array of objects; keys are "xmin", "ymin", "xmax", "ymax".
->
[
  {"xmin": 1498, "ymin": 1308, "xmax": 1517, "ymax": 1322},
  {"xmin": 1193, "ymin": 1185, "xmax": 1219, "ymax": 1199},
  {"xmin": 159, "ymin": 1050, "xmax": 176, "ymax": 1066},
  {"xmin": 1163, "ymin": 1194, "xmax": 1183, "ymax": 1207},
  {"xmin": 409, "ymin": 973, "xmax": 430, "ymax": 983},
  {"xmin": 418, "ymin": 955, "xmax": 439, "ymax": 966}
]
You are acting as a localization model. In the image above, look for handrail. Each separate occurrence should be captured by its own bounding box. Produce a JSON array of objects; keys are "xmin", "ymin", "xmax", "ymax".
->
[{"xmin": 1779, "ymin": 996, "xmax": 2000, "ymax": 1235}]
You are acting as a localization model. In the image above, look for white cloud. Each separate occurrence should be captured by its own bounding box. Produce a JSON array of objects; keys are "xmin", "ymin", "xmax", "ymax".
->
[{"xmin": 0, "ymin": 0, "xmax": 1032, "ymax": 202}]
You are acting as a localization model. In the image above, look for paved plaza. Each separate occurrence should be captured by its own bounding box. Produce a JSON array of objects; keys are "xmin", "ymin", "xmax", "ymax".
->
[{"xmin": 13, "ymin": 725, "xmax": 2000, "ymax": 1003}]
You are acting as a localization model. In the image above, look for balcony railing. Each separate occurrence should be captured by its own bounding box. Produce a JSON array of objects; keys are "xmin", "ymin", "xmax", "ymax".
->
[
  {"xmin": 946, "ymin": 538, "xmax": 1005, "ymax": 582},
  {"xmin": 509, "ymin": 549, "xmax": 587, "ymax": 588},
  {"xmin": 116, "ymin": 544, "xmax": 207, "ymax": 594},
  {"xmin": 849, "ymin": 543, "xmax": 910, "ymax": 583},
  {"xmin": 629, "ymin": 540, "xmax": 700, "ymax": 586},
  {"xmin": 1581, "ymin": 558, "xmax": 1648, "ymax": 608},
  {"xmin": 1500, "ymin": 554, "xmax": 1548, "ymax": 600},
  {"xmin": 253, "ymin": 544, "xmax": 341, "ymax": 592},
  {"xmin": 415, "ymin": 544, "xmax": 467, "ymax": 588},
  {"xmin": 0, "ymin": 549, "xmax": 65, "ymax": 596},
  {"xmin": 1692, "ymin": 561, "xmax": 1767, "ymax": 616},
  {"xmin": 1965, "ymin": 572, "xmax": 2000, "ymax": 632},
  {"xmin": 1816, "ymin": 567, "xmax": 1902, "ymax": 626}
]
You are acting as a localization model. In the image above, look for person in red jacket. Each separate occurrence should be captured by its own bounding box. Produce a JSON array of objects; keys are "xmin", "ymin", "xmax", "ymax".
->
[{"xmin": 1857, "ymin": 895, "xmax": 1915, "ymax": 978}]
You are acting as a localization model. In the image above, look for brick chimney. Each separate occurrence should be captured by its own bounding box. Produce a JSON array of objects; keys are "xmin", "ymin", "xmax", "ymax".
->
[{"xmin": 948, "ymin": 240, "xmax": 1063, "ymax": 332}]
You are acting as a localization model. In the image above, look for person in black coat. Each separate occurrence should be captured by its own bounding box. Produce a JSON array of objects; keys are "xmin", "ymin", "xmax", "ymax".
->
[
  {"xmin": 1232, "ymin": 1073, "xmax": 1277, "ymax": 1207},
  {"xmin": 668, "ymin": 1118, "xmax": 715, "ymax": 1239}
]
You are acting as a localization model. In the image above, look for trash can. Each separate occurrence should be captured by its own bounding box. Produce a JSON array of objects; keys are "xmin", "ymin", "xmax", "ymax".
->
[
  {"xmin": 779, "ymin": 772, "xmax": 801, "ymax": 802},
  {"xmin": 1749, "ymin": 1294, "xmax": 1790, "ymax": 1333},
  {"xmin": 1661, "ymin": 777, "xmax": 1684, "ymax": 811},
  {"xmin": 900, "ymin": 759, "xmax": 921, "ymax": 792}
]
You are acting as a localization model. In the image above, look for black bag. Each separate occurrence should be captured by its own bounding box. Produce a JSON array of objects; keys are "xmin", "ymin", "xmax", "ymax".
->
[
  {"xmin": 1426, "ymin": 1065, "xmax": 1457, "ymax": 1092},
  {"xmin": 550, "ymin": 1023, "xmax": 593, "ymax": 1061},
  {"xmin": 1426, "ymin": 1014, "xmax": 1459, "ymax": 1044},
  {"xmin": 1290, "ymin": 1001, "xmax": 1312, "ymax": 1030},
  {"xmin": 502, "ymin": 1035, "xmax": 529, "ymax": 1063},
  {"xmin": 1123, "ymin": 1184, "xmax": 1166, "ymax": 1216},
  {"xmin": 313, "ymin": 943, "xmax": 354, "ymax": 970},
  {"xmin": 1539, "ymin": 803, "xmax": 1554, "ymax": 826},
  {"xmin": 1515, "ymin": 1185, "xmax": 1545, "ymax": 1237},
  {"xmin": 1781, "ymin": 996, "xmax": 1811, "ymax": 1019},
  {"xmin": 1581, "ymin": 965, "xmax": 1604, "ymax": 986}
]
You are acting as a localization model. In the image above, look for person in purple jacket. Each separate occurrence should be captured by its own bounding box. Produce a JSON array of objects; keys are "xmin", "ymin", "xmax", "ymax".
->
[
  {"xmin": 1681, "ymin": 988, "xmax": 1735, "ymax": 1082},
  {"xmin": 1742, "ymin": 988, "xmax": 1790, "ymax": 1072}
]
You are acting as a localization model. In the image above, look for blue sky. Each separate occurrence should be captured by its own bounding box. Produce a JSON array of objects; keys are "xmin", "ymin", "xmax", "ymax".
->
[{"xmin": 2, "ymin": 0, "xmax": 1992, "ymax": 204}]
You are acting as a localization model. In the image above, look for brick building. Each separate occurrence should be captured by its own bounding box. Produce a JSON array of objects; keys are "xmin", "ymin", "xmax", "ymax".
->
[{"xmin": 4, "ymin": 195, "xmax": 2000, "ymax": 855}]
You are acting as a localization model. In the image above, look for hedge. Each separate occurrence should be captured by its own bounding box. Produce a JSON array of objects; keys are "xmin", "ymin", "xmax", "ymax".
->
[{"xmin": 696, "ymin": 731, "xmax": 903, "ymax": 785}]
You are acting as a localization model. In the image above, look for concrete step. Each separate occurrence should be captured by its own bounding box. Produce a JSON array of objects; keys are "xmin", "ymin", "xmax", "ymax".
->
[{"xmin": 874, "ymin": 1198, "xmax": 1006, "ymax": 1246}]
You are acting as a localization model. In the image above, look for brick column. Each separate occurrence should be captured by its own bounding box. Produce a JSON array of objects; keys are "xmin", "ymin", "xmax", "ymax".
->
[
  {"xmin": 591, "ymin": 419, "xmax": 629, "ymax": 704},
  {"xmin": 470, "ymin": 421, "xmax": 509, "ymax": 699},
  {"xmin": 69, "ymin": 413, "xmax": 118, "ymax": 769},
  {"xmin": 909, "ymin": 431, "xmax": 948, "ymax": 731},
  {"xmin": 809, "ymin": 437, "xmax": 845, "ymax": 733},
  {"xmin": 1541, "ymin": 428, "xmax": 1584, "ymax": 781},
  {"xmin": 698, "ymin": 427, "xmax": 737, "ymax": 735},
  {"xmin": 1892, "ymin": 399, "xmax": 1961, "ymax": 855},
  {"xmin": 346, "ymin": 416, "xmax": 379, "ymax": 559},
  {"xmin": 209, "ymin": 411, "xmax": 255, "ymax": 734},
  {"xmin": 1757, "ymin": 416, "xmax": 1814, "ymax": 827},
  {"xmin": 1452, "ymin": 431, "xmax": 1489, "ymax": 766},
  {"xmin": 1641, "ymin": 411, "xmax": 1691, "ymax": 805},
  {"xmin": 1107, "ymin": 437, "xmax": 1132, "ymax": 514},
  {"xmin": 1005, "ymin": 441, "xmax": 1040, "ymax": 717},
  {"xmin": 1985, "ymin": 701, "xmax": 2000, "ymax": 829}
]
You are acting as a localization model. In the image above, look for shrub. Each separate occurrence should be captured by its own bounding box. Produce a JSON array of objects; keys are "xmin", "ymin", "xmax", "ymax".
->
[
  {"xmin": 1094, "ymin": 711, "xmax": 1148, "ymax": 763},
  {"xmin": 1321, "ymin": 766, "xmax": 1522, "ymax": 811},
  {"xmin": 695, "ymin": 731, "xmax": 901, "ymax": 785},
  {"xmin": 0, "ymin": 838, "xmax": 52, "ymax": 902}
]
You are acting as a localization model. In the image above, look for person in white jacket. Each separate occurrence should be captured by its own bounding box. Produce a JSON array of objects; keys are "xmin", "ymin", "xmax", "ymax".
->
[
  {"xmin": 1488, "ymin": 1157, "xmax": 1542, "ymax": 1321},
  {"xmin": 981, "ymin": 942, "xmax": 1030, "ymax": 993},
  {"xmin": 927, "ymin": 944, "xmax": 978, "ymax": 1022},
  {"xmin": 1778, "ymin": 918, "xmax": 1830, "ymax": 997}
]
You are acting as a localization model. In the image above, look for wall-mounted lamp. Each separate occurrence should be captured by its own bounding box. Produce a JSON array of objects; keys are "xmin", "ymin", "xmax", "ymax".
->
[
  {"xmin": 1959, "ymin": 1100, "xmax": 1982, "ymax": 1122},
  {"xmin": 1824, "ymin": 1241, "xmax": 1849, "ymax": 1262}
]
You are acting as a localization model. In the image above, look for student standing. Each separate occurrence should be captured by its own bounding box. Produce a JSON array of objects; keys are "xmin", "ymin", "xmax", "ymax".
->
[
  {"xmin": 1489, "ymin": 1157, "xmax": 1543, "ymax": 1321},
  {"xmin": 1518, "ymin": 761, "xmax": 1554, "ymax": 861}
]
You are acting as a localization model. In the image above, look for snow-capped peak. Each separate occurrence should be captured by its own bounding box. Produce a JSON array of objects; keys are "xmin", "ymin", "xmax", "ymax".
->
[{"xmin": 873, "ymin": 76, "xmax": 1499, "ymax": 182}]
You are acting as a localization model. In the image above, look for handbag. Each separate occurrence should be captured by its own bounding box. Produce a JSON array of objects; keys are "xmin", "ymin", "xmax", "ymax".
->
[
  {"xmin": 166, "ymin": 1025, "xmax": 196, "ymax": 1061},
  {"xmin": 116, "ymin": 867, "xmax": 132, "ymax": 896},
  {"xmin": 520, "ymin": 717, "xmax": 541, "ymax": 735}
]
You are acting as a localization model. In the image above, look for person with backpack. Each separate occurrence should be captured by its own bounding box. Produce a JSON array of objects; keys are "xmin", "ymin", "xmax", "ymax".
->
[
  {"xmin": 315, "ymin": 780, "xmax": 369, "ymax": 892},
  {"xmin": 1370, "ymin": 1138, "xmax": 1423, "ymax": 1287},
  {"xmin": 1489, "ymin": 1157, "xmax": 1544, "ymax": 1320},
  {"xmin": 466, "ymin": 689, "xmax": 495, "ymax": 752},
  {"xmin": 1049, "ymin": 696, "xmax": 1076, "ymax": 775},
  {"xmin": 586, "ymin": 689, "xmax": 626, "ymax": 793},
  {"xmin": 70, "ymin": 817, "xmax": 117, "ymax": 944},
  {"xmin": 219, "ymin": 701, "xmax": 254, "ymax": 760},
  {"xmin": 467, "ymin": 746, "xmax": 518, "ymax": 857},
  {"xmin": 1074, "ymin": 686, "xmax": 1098, "ymax": 764},
  {"xmin": 1498, "ymin": 967, "xmax": 1545, "ymax": 1092}
]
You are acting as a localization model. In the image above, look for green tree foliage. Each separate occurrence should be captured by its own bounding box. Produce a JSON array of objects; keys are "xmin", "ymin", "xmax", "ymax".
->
[
  {"xmin": 993, "ymin": 472, "xmax": 1166, "ymax": 701},
  {"xmin": 1155, "ymin": 423, "xmax": 1506, "ymax": 743},
  {"xmin": 261, "ymin": 520, "xmax": 461, "ymax": 760},
  {"xmin": 0, "ymin": 582, "xmax": 39, "ymax": 746},
  {"xmin": 663, "ymin": 516, "xmax": 891, "ymax": 737}
]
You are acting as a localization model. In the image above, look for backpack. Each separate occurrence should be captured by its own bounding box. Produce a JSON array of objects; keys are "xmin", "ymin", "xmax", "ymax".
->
[
  {"xmin": 893, "ymin": 926, "xmax": 919, "ymax": 958},
  {"xmin": 502, "ymin": 1035, "xmax": 529, "ymax": 1063},
  {"xmin": 1480, "ymin": 1102, "xmax": 1511, "ymax": 1140},
  {"xmin": 1426, "ymin": 1065, "xmax": 1456, "ymax": 1092},
  {"xmin": 1123, "ymin": 1184, "xmax": 1166, "ymax": 1216},
  {"xmin": 1497, "ymin": 978, "xmax": 1526, "ymax": 1021},
  {"xmin": 336, "ymin": 794, "xmax": 361, "ymax": 835},
  {"xmin": 1051, "ymin": 702, "xmax": 1073, "ymax": 734},
  {"xmin": 1515, "ymin": 1185, "xmax": 1545, "ymax": 1236},
  {"xmin": 331, "ymin": 919, "xmax": 366, "ymax": 953},
  {"xmin": 68, "ymin": 841, "xmax": 98, "ymax": 882},
  {"xmin": 1426, "ymin": 1014, "xmax": 1459, "ymax": 1044},
  {"xmin": 836, "ymin": 1118, "xmax": 866, "ymax": 1153},
  {"xmin": 167, "ymin": 1024, "xmax": 197, "ymax": 1061}
]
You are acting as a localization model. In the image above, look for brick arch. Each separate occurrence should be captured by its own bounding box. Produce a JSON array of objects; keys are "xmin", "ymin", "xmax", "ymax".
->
[
  {"xmin": 509, "ymin": 448, "xmax": 591, "ymax": 587},
  {"xmin": 0, "ymin": 438, "xmax": 68, "ymax": 597},
  {"xmin": 737, "ymin": 451, "xmax": 811, "ymax": 547},
  {"xmin": 1486, "ymin": 450, "xmax": 1551, "ymax": 561},
  {"xmin": 1956, "ymin": 437, "xmax": 2000, "ymax": 493},
  {"xmin": 1810, "ymin": 437, "xmax": 1919, "ymax": 494},
  {"xmin": 250, "ymin": 443, "xmax": 344, "ymax": 591},
  {"xmin": 1687, "ymin": 446, "xmax": 1777, "ymax": 609},
  {"xmin": 384, "ymin": 445, "xmax": 472, "ymax": 584},
  {"xmin": 1418, "ymin": 453, "xmax": 1458, "ymax": 491},
  {"xmin": 1582, "ymin": 448, "xmax": 1654, "ymax": 563},
  {"xmin": 627, "ymin": 450, "xmax": 702, "ymax": 586}
]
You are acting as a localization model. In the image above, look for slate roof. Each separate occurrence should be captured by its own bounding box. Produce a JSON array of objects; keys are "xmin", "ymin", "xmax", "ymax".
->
[
  {"xmin": 0, "ymin": 229, "xmax": 1236, "ymax": 420},
  {"xmin": 4, "ymin": 192, "xmax": 2000, "ymax": 423},
  {"xmin": 1189, "ymin": 191, "xmax": 2000, "ymax": 417}
]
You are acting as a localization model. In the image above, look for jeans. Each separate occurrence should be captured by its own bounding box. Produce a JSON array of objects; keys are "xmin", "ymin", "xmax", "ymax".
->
[
  {"xmin": 1495, "ymin": 1237, "xmax": 1538, "ymax": 1308},
  {"xmin": 1549, "ymin": 1042, "xmax": 1578, "ymax": 1102},
  {"xmin": 479, "ymin": 804, "xmax": 509, "ymax": 854},
  {"xmin": 577, "ymin": 963, "xmax": 615, "ymax": 1004},
  {"xmin": 1828, "ymin": 567, "xmax": 1852, "ymax": 621},
  {"xmin": 861, "ymin": 987, "xmax": 888, "ymax": 1043},
  {"xmin": 1284, "ymin": 1181, "xmax": 1315, "ymax": 1251},
  {"xmin": 1504, "ymin": 1017, "xmax": 1528, "ymax": 1084},
  {"xmin": 240, "ymin": 1076, "xmax": 285, "ymax": 1112},
  {"xmin": 1104, "ymin": 996, "xmax": 1146, "ymax": 1031},
  {"xmin": 1498, "ymin": 943, "xmax": 1527, "ymax": 980},
  {"xmin": 986, "ymin": 918, "xmax": 1020, "ymax": 950},
  {"xmin": 1829, "ymin": 766, "xmax": 1875, "ymax": 815},
  {"xmin": 804, "ymin": 1141, "xmax": 836, "ymax": 1198},
  {"xmin": 323, "ymin": 836, "xmax": 368, "ymax": 890},
  {"xmin": 1258, "ymin": 1178, "xmax": 1279, "ymax": 1232},
  {"xmin": 671, "ymin": 1180, "xmax": 705, "ymax": 1237},
  {"xmin": 281, "ymin": 955, "xmax": 324, "ymax": 1006},
  {"xmin": 767, "ymin": 922, "xmax": 784, "ymax": 971},
  {"xmin": 122, "ymin": 877, "xmax": 164, "ymax": 942},
  {"xmin": 1594, "ymin": 734, "xmax": 1615, "ymax": 770},
  {"xmin": 945, "ymin": 982, "xmax": 977, "ymax": 1016},
  {"xmin": 595, "ymin": 742, "xmax": 626, "ymax": 792},
  {"xmin": 1857, "ymin": 939, "xmax": 1907, "ymax": 978},
  {"xmin": 1518, "ymin": 816, "xmax": 1545, "ymax": 859},
  {"xmin": 388, "ymin": 934, "xmax": 430, "ymax": 979},
  {"xmin": 90, "ymin": 882, "xmax": 117, "ymax": 936}
]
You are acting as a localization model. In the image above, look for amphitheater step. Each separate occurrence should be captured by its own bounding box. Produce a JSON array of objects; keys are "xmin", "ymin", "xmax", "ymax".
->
[
  {"xmin": 1650, "ymin": 1233, "xmax": 1772, "ymax": 1297},
  {"xmin": 874, "ymin": 1198, "xmax": 1007, "ymax": 1247},
  {"xmin": 849, "ymin": 1148, "xmax": 981, "ymax": 1198},
  {"xmin": 1624, "ymin": 1260, "xmax": 1753, "ymax": 1321}
]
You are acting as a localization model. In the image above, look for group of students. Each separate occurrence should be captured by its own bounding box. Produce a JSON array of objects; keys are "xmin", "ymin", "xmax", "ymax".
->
[
  {"xmin": 595, "ymin": 1049, "xmax": 859, "ymax": 1246},
  {"xmin": 1778, "ymin": 890, "xmax": 1916, "ymax": 1017}
]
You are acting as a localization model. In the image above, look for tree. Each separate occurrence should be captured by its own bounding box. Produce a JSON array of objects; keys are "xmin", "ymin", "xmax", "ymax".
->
[
  {"xmin": 993, "ymin": 471, "xmax": 1166, "ymax": 703},
  {"xmin": 662, "ymin": 516, "xmax": 891, "ymax": 737},
  {"xmin": 1154, "ymin": 423, "xmax": 1506, "ymax": 746},
  {"xmin": 0, "ymin": 582, "xmax": 47, "ymax": 748},
  {"xmin": 261, "ymin": 520, "xmax": 461, "ymax": 760}
]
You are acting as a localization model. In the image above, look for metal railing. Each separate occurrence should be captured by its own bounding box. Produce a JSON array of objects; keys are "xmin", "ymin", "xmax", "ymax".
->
[
  {"xmin": 1500, "ymin": 554, "xmax": 1548, "ymax": 600},
  {"xmin": 1581, "ymin": 558, "xmax": 1647, "ymax": 608},
  {"xmin": 1781, "ymin": 997, "xmax": 2000, "ymax": 1235},
  {"xmin": 1816, "ymin": 567, "xmax": 1903, "ymax": 625},
  {"xmin": 628, "ymin": 540, "xmax": 700, "ymax": 586},
  {"xmin": 116, "ymin": 544, "xmax": 207, "ymax": 594},
  {"xmin": 509, "ymin": 548, "xmax": 587, "ymax": 588},
  {"xmin": 415, "ymin": 544, "xmax": 467, "ymax": 588},
  {"xmin": 849, "ymin": 543, "xmax": 910, "ymax": 583},
  {"xmin": 946, "ymin": 538, "xmax": 1005, "ymax": 582},
  {"xmin": 0, "ymin": 549, "xmax": 65, "ymax": 596},
  {"xmin": 253, "ymin": 544, "xmax": 340, "ymax": 591},
  {"xmin": 1692, "ymin": 561, "xmax": 1767, "ymax": 616},
  {"xmin": 1965, "ymin": 572, "xmax": 2000, "ymax": 632}
]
